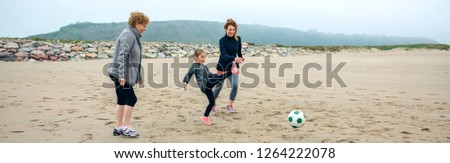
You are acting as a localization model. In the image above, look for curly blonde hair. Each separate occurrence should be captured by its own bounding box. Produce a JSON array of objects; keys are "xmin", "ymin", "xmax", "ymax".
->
[
  {"xmin": 128, "ymin": 11, "xmax": 150, "ymax": 27},
  {"xmin": 224, "ymin": 18, "xmax": 238, "ymax": 41}
]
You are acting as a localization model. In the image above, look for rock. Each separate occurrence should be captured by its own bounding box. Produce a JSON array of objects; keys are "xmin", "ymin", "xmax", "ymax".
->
[
  {"xmin": 4, "ymin": 42, "xmax": 19, "ymax": 49},
  {"xmin": 18, "ymin": 47, "xmax": 31, "ymax": 52},
  {"xmin": 178, "ymin": 49, "xmax": 188, "ymax": 55},
  {"xmin": 6, "ymin": 48, "xmax": 17, "ymax": 53},
  {"xmin": 62, "ymin": 46, "xmax": 72, "ymax": 53},
  {"xmin": 30, "ymin": 50, "xmax": 48, "ymax": 60},
  {"xmin": 59, "ymin": 53, "xmax": 68, "ymax": 61},
  {"xmin": 45, "ymin": 50, "xmax": 55, "ymax": 56},
  {"xmin": 38, "ymin": 45, "xmax": 51, "ymax": 51},
  {"xmin": 87, "ymin": 47, "xmax": 97, "ymax": 53},
  {"xmin": 105, "ymin": 50, "xmax": 114, "ymax": 58},
  {"xmin": 155, "ymin": 45, "xmax": 165, "ymax": 51},
  {"xmin": 15, "ymin": 52, "xmax": 29, "ymax": 61},
  {"xmin": 156, "ymin": 53, "xmax": 166, "ymax": 58},
  {"xmin": 49, "ymin": 56, "xmax": 58, "ymax": 61},
  {"xmin": 71, "ymin": 46, "xmax": 83, "ymax": 52},
  {"xmin": 97, "ymin": 53, "xmax": 109, "ymax": 59},
  {"xmin": 162, "ymin": 51, "xmax": 171, "ymax": 56},
  {"xmin": 0, "ymin": 52, "xmax": 15, "ymax": 61},
  {"xmin": 260, "ymin": 51, "xmax": 270, "ymax": 57},
  {"xmin": 249, "ymin": 51, "xmax": 257, "ymax": 57},
  {"xmin": 85, "ymin": 53, "xmax": 97, "ymax": 59},
  {"xmin": 143, "ymin": 53, "xmax": 157, "ymax": 58},
  {"xmin": 103, "ymin": 42, "xmax": 113, "ymax": 48},
  {"xmin": 97, "ymin": 47, "xmax": 109, "ymax": 52},
  {"xmin": 167, "ymin": 46, "xmax": 179, "ymax": 51},
  {"xmin": 53, "ymin": 49, "xmax": 61, "ymax": 55},
  {"xmin": 79, "ymin": 53, "xmax": 86, "ymax": 59},
  {"xmin": 145, "ymin": 49, "xmax": 158, "ymax": 53},
  {"xmin": 21, "ymin": 42, "xmax": 36, "ymax": 48},
  {"xmin": 52, "ymin": 44, "xmax": 63, "ymax": 49},
  {"xmin": 68, "ymin": 51, "xmax": 76, "ymax": 58},
  {"xmin": 81, "ymin": 44, "xmax": 90, "ymax": 49}
]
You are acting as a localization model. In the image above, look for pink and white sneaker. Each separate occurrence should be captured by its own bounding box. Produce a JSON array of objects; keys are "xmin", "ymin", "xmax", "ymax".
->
[
  {"xmin": 226, "ymin": 105, "xmax": 236, "ymax": 113},
  {"xmin": 200, "ymin": 116, "xmax": 212, "ymax": 126}
]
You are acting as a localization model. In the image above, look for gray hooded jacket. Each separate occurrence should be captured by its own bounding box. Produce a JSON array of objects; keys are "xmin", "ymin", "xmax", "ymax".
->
[{"xmin": 108, "ymin": 26, "xmax": 143, "ymax": 85}]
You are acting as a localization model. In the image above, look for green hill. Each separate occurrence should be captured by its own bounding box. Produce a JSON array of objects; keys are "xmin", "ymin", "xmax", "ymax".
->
[{"xmin": 28, "ymin": 20, "xmax": 438, "ymax": 46}]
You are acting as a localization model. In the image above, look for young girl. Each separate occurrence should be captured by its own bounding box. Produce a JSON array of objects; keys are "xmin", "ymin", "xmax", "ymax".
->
[{"xmin": 183, "ymin": 49, "xmax": 238, "ymax": 126}]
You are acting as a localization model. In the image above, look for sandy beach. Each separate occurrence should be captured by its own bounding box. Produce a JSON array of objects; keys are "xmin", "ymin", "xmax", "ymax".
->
[{"xmin": 0, "ymin": 49, "xmax": 449, "ymax": 143}]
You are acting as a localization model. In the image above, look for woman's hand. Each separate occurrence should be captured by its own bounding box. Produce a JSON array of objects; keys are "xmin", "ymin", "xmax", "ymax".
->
[
  {"xmin": 119, "ymin": 78, "xmax": 126, "ymax": 86},
  {"xmin": 184, "ymin": 82, "xmax": 188, "ymax": 91},
  {"xmin": 234, "ymin": 57, "xmax": 243, "ymax": 64},
  {"xmin": 138, "ymin": 80, "xmax": 143, "ymax": 88}
]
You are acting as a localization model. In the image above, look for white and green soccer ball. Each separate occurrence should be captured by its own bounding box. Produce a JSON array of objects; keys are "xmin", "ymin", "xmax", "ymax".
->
[{"xmin": 288, "ymin": 110, "xmax": 305, "ymax": 128}]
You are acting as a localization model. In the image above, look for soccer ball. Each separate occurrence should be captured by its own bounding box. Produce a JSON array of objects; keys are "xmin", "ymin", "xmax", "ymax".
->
[{"xmin": 288, "ymin": 110, "xmax": 305, "ymax": 128}]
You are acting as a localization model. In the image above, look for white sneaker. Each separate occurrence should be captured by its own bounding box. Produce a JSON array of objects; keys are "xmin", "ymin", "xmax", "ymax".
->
[{"xmin": 122, "ymin": 126, "xmax": 139, "ymax": 137}]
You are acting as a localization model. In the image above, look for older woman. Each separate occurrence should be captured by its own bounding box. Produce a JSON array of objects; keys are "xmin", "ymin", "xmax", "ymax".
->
[
  {"xmin": 108, "ymin": 11, "xmax": 149, "ymax": 137},
  {"xmin": 213, "ymin": 18, "xmax": 244, "ymax": 112}
]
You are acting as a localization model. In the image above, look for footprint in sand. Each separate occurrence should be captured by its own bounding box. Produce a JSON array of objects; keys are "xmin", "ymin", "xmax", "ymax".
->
[
  {"xmin": 78, "ymin": 134, "xmax": 94, "ymax": 143},
  {"xmin": 263, "ymin": 111, "xmax": 282, "ymax": 117},
  {"xmin": 421, "ymin": 128, "xmax": 430, "ymax": 132},
  {"xmin": 337, "ymin": 139, "xmax": 356, "ymax": 143},
  {"xmin": 96, "ymin": 118, "xmax": 109, "ymax": 121},
  {"xmin": 231, "ymin": 129, "xmax": 246, "ymax": 134},
  {"xmin": 232, "ymin": 116, "xmax": 243, "ymax": 120},
  {"xmin": 67, "ymin": 109, "xmax": 79, "ymax": 114},
  {"xmin": 321, "ymin": 139, "xmax": 333, "ymax": 143},
  {"xmin": 268, "ymin": 124, "xmax": 283, "ymax": 130},
  {"xmin": 105, "ymin": 121, "xmax": 115, "ymax": 125},
  {"xmin": 133, "ymin": 116, "xmax": 145, "ymax": 120},
  {"xmin": 42, "ymin": 96, "xmax": 53, "ymax": 101}
]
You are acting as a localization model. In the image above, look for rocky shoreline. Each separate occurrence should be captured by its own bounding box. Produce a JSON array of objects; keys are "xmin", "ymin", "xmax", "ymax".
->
[{"xmin": 0, "ymin": 38, "xmax": 390, "ymax": 62}]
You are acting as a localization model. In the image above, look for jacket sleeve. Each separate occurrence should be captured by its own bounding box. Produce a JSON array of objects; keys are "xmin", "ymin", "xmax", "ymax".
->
[
  {"xmin": 117, "ymin": 32, "xmax": 134, "ymax": 79},
  {"xmin": 183, "ymin": 64, "xmax": 195, "ymax": 84},
  {"xmin": 237, "ymin": 36, "xmax": 242, "ymax": 58}
]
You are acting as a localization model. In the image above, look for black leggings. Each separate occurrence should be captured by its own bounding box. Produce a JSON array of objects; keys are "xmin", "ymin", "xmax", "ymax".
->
[
  {"xmin": 110, "ymin": 76, "xmax": 137, "ymax": 107},
  {"xmin": 201, "ymin": 72, "xmax": 232, "ymax": 117}
]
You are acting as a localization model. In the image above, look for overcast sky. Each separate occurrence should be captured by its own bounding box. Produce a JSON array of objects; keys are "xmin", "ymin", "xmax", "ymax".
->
[{"xmin": 1, "ymin": 0, "xmax": 449, "ymax": 44}]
